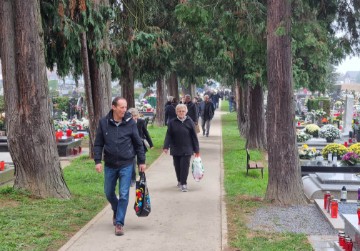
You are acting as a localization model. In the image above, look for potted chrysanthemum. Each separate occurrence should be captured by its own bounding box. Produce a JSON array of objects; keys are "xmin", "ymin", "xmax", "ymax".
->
[
  {"xmin": 322, "ymin": 143, "xmax": 348, "ymax": 159},
  {"xmin": 319, "ymin": 124, "xmax": 341, "ymax": 143},
  {"xmin": 297, "ymin": 130, "xmax": 312, "ymax": 142},
  {"xmin": 349, "ymin": 143, "xmax": 360, "ymax": 155},
  {"xmin": 305, "ymin": 124, "xmax": 321, "ymax": 138}
]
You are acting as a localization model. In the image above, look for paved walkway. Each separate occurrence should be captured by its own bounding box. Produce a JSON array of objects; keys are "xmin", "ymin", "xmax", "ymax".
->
[
  {"xmin": 59, "ymin": 111, "xmax": 227, "ymax": 251},
  {"xmin": 0, "ymin": 109, "xmax": 337, "ymax": 250}
]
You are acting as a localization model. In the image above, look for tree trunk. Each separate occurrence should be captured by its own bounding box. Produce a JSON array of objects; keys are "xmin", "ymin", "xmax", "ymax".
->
[
  {"xmin": 166, "ymin": 71, "xmax": 179, "ymax": 100},
  {"xmin": 82, "ymin": 0, "xmax": 112, "ymax": 158},
  {"xmin": 118, "ymin": 0, "xmax": 135, "ymax": 108},
  {"xmin": 80, "ymin": 32, "xmax": 96, "ymax": 158},
  {"xmin": 247, "ymin": 84, "xmax": 267, "ymax": 150},
  {"xmin": 120, "ymin": 67, "xmax": 135, "ymax": 108},
  {"xmin": 265, "ymin": 0, "xmax": 305, "ymax": 205},
  {"xmin": 0, "ymin": 0, "xmax": 70, "ymax": 198},
  {"xmin": 237, "ymin": 81, "xmax": 248, "ymax": 136},
  {"xmin": 181, "ymin": 82, "xmax": 191, "ymax": 97},
  {"xmin": 155, "ymin": 77, "xmax": 165, "ymax": 126}
]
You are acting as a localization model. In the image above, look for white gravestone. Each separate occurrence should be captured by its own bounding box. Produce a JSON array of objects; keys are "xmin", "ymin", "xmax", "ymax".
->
[{"xmin": 343, "ymin": 94, "xmax": 354, "ymax": 136}]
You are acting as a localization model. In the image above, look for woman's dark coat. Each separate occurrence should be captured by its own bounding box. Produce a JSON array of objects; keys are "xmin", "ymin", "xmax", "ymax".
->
[{"xmin": 163, "ymin": 116, "xmax": 199, "ymax": 156}]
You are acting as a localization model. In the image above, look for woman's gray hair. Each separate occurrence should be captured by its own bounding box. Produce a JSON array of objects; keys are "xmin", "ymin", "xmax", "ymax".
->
[
  {"xmin": 176, "ymin": 104, "xmax": 188, "ymax": 112},
  {"xmin": 167, "ymin": 96, "xmax": 174, "ymax": 102},
  {"xmin": 128, "ymin": 107, "xmax": 139, "ymax": 116}
]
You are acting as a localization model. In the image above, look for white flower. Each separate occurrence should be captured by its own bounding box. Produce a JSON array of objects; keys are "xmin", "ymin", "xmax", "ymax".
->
[
  {"xmin": 319, "ymin": 124, "xmax": 341, "ymax": 140},
  {"xmin": 61, "ymin": 112, "xmax": 68, "ymax": 121},
  {"xmin": 81, "ymin": 118, "xmax": 89, "ymax": 129},
  {"xmin": 297, "ymin": 131, "xmax": 311, "ymax": 142}
]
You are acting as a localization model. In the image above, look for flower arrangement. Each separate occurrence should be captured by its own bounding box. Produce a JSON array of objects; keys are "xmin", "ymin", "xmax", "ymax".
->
[
  {"xmin": 61, "ymin": 112, "xmax": 68, "ymax": 121},
  {"xmin": 349, "ymin": 143, "xmax": 360, "ymax": 155},
  {"xmin": 53, "ymin": 117, "xmax": 89, "ymax": 132},
  {"xmin": 53, "ymin": 120, "xmax": 68, "ymax": 131},
  {"xmin": 298, "ymin": 144, "xmax": 316, "ymax": 159},
  {"xmin": 341, "ymin": 152, "xmax": 359, "ymax": 166},
  {"xmin": 322, "ymin": 143, "xmax": 348, "ymax": 158},
  {"xmin": 307, "ymin": 109, "xmax": 326, "ymax": 121},
  {"xmin": 314, "ymin": 109, "xmax": 327, "ymax": 118},
  {"xmin": 81, "ymin": 118, "xmax": 89, "ymax": 130},
  {"xmin": 335, "ymin": 101, "xmax": 343, "ymax": 109},
  {"xmin": 305, "ymin": 124, "xmax": 321, "ymax": 137},
  {"xmin": 319, "ymin": 124, "xmax": 341, "ymax": 142},
  {"xmin": 297, "ymin": 131, "xmax": 311, "ymax": 142}
]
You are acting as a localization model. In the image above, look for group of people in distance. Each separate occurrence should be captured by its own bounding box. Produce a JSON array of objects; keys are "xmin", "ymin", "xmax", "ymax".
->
[
  {"xmin": 93, "ymin": 93, "xmax": 217, "ymax": 236},
  {"xmin": 165, "ymin": 93, "xmax": 216, "ymax": 137}
]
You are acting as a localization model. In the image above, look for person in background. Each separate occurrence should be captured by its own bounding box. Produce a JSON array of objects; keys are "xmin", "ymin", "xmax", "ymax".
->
[
  {"xmin": 184, "ymin": 94, "xmax": 198, "ymax": 125},
  {"xmin": 94, "ymin": 97, "xmax": 146, "ymax": 236},
  {"xmin": 128, "ymin": 107, "xmax": 153, "ymax": 186},
  {"xmin": 165, "ymin": 97, "xmax": 178, "ymax": 126},
  {"xmin": 200, "ymin": 95, "xmax": 215, "ymax": 137},
  {"xmin": 211, "ymin": 91, "xmax": 220, "ymax": 109},
  {"xmin": 229, "ymin": 93, "xmax": 235, "ymax": 112},
  {"xmin": 180, "ymin": 96, "xmax": 186, "ymax": 104},
  {"xmin": 193, "ymin": 96, "xmax": 201, "ymax": 120},
  {"xmin": 163, "ymin": 104, "xmax": 200, "ymax": 192}
]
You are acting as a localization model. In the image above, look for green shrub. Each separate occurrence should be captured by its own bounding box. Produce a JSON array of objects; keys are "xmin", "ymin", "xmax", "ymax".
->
[{"xmin": 307, "ymin": 98, "xmax": 330, "ymax": 116}]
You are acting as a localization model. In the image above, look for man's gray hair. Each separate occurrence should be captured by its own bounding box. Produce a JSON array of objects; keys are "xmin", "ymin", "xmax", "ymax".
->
[{"xmin": 167, "ymin": 96, "xmax": 174, "ymax": 102}]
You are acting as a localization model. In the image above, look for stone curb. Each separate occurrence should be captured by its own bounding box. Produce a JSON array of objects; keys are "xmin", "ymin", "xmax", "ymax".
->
[
  {"xmin": 220, "ymin": 111, "xmax": 228, "ymax": 250},
  {"xmin": 58, "ymin": 204, "xmax": 111, "ymax": 251}
]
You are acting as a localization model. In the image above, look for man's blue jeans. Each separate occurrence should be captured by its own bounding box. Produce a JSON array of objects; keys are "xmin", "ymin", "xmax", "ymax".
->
[{"xmin": 104, "ymin": 164, "xmax": 133, "ymax": 226}]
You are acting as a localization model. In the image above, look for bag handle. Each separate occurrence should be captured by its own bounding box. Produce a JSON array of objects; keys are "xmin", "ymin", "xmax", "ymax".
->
[{"xmin": 139, "ymin": 172, "xmax": 146, "ymax": 182}]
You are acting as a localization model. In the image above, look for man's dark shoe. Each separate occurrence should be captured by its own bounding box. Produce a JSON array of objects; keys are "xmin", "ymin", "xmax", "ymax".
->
[
  {"xmin": 115, "ymin": 224, "xmax": 124, "ymax": 236},
  {"xmin": 113, "ymin": 211, "xmax": 116, "ymax": 226}
]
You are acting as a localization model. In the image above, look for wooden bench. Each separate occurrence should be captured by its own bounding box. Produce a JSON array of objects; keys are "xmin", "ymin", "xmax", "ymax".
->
[
  {"xmin": 139, "ymin": 111, "xmax": 156, "ymax": 125},
  {"xmin": 246, "ymin": 148, "xmax": 264, "ymax": 178}
]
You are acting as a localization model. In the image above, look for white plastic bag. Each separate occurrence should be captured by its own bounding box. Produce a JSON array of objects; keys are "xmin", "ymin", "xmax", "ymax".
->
[{"xmin": 192, "ymin": 157, "xmax": 204, "ymax": 182}]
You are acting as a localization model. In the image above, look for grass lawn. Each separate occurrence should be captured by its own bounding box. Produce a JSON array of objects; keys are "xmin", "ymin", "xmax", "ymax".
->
[
  {"xmin": 0, "ymin": 125, "xmax": 167, "ymax": 251},
  {"xmin": 221, "ymin": 102, "xmax": 312, "ymax": 251}
]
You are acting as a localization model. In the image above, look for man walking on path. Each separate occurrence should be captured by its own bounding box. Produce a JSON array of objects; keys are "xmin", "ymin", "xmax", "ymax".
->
[
  {"xmin": 94, "ymin": 97, "xmax": 146, "ymax": 236},
  {"xmin": 59, "ymin": 109, "xmax": 224, "ymax": 251},
  {"xmin": 200, "ymin": 95, "xmax": 215, "ymax": 137}
]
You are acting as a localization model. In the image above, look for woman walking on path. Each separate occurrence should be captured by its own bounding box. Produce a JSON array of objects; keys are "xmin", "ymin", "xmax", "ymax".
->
[
  {"xmin": 163, "ymin": 104, "xmax": 200, "ymax": 192},
  {"xmin": 128, "ymin": 108, "xmax": 153, "ymax": 185}
]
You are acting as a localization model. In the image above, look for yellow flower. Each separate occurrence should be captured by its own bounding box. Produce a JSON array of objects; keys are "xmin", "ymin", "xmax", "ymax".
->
[{"xmin": 303, "ymin": 144, "xmax": 309, "ymax": 149}]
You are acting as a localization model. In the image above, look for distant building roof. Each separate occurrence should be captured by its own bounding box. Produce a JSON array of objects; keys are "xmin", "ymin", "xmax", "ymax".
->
[
  {"xmin": 344, "ymin": 71, "xmax": 360, "ymax": 79},
  {"xmin": 339, "ymin": 83, "xmax": 360, "ymax": 91}
]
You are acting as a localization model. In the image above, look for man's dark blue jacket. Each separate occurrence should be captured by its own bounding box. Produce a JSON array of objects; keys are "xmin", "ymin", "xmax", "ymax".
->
[{"xmin": 94, "ymin": 110, "xmax": 145, "ymax": 168}]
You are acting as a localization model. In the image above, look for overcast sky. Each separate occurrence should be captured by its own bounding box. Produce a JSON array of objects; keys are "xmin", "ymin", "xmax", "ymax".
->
[{"xmin": 336, "ymin": 56, "xmax": 360, "ymax": 74}]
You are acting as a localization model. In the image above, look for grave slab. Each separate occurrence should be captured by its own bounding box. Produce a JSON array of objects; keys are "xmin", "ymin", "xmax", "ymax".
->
[
  {"xmin": 314, "ymin": 199, "xmax": 345, "ymax": 230},
  {"xmin": 303, "ymin": 173, "xmax": 360, "ymax": 200},
  {"xmin": 343, "ymin": 214, "xmax": 360, "ymax": 251}
]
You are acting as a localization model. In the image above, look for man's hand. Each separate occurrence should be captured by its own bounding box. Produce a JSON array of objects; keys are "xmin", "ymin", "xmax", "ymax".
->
[
  {"xmin": 163, "ymin": 149, "xmax": 168, "ymax": 154},
  {"xmin": 95, "ymin": 163, "xmax": 103, "ymax": 173},
  {"xmin": 138, "ymin": 164, "xmax": 146, "ymax": 172},
  {"xmin": 194, "ymin": 152, "xmax": 200, "ymax": 158}
]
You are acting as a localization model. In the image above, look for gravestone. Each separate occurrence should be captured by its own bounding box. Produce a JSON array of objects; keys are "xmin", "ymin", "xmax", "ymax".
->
[
  {"xmin": 303, "ymin": 172, "xmax": 360, "ymax": 200},
  {"xmin": 343, "ymin": 94, "xmax": 354, "ymax": 136}
]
